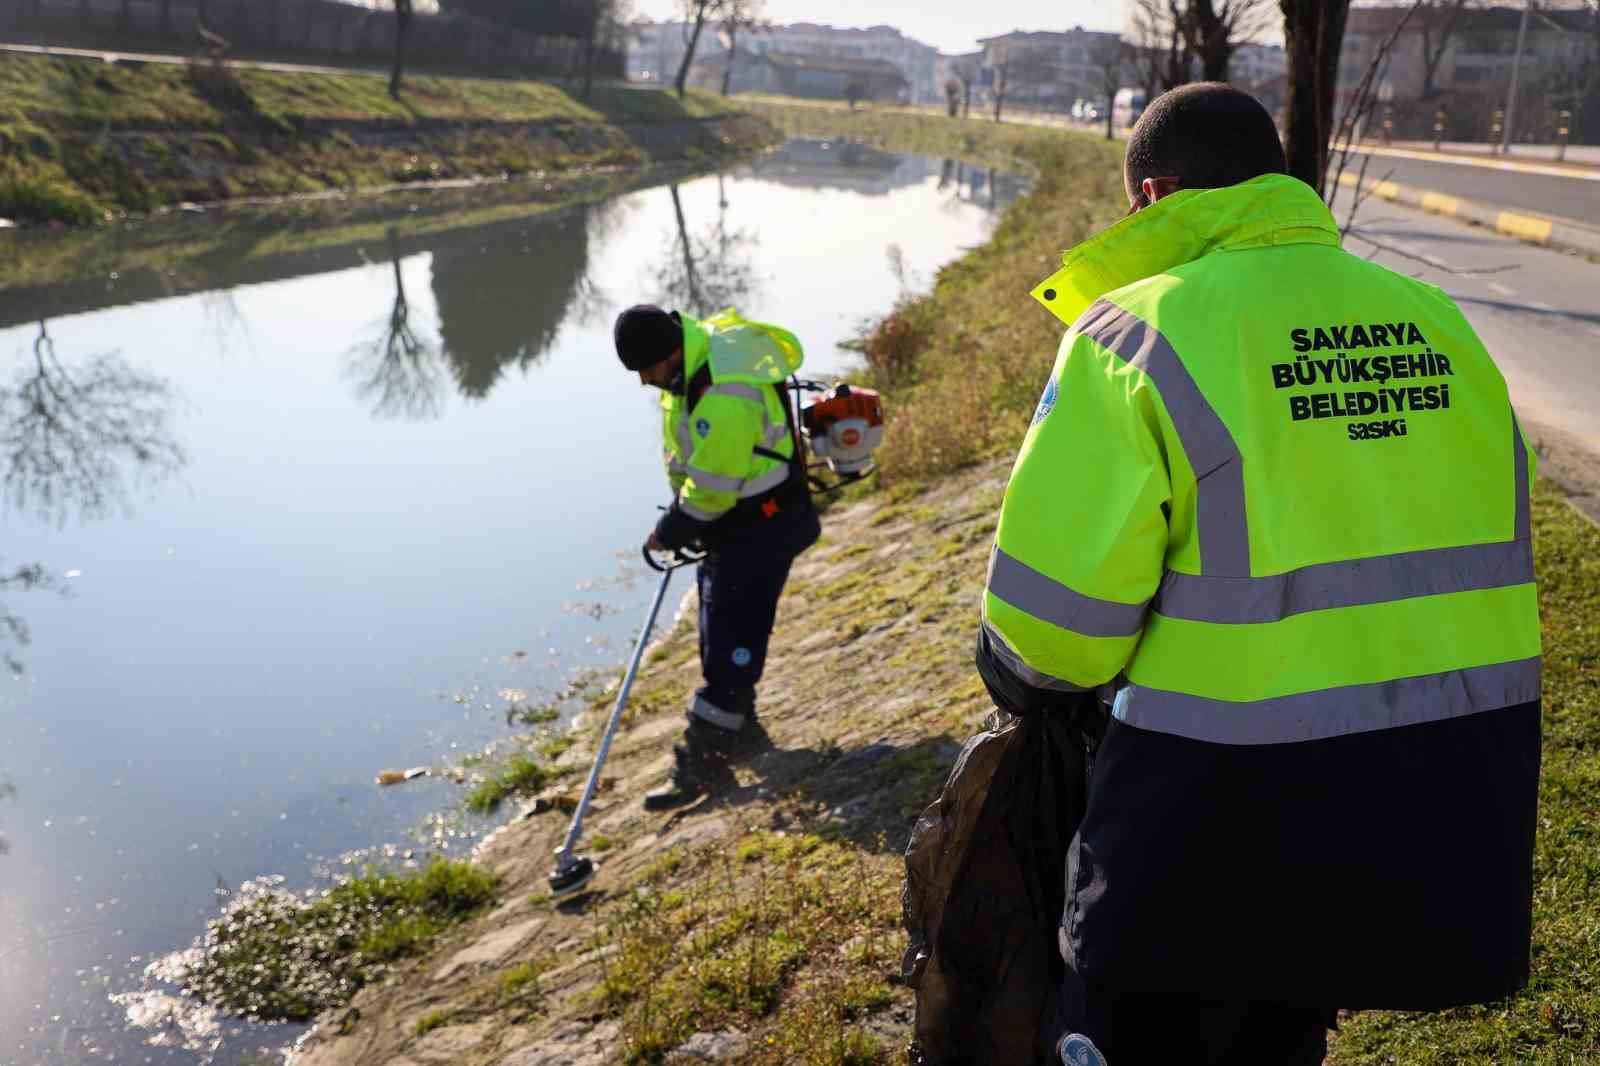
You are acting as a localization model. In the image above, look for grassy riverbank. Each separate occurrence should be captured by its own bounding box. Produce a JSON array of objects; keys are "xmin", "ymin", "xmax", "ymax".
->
[
  {"xmin": 182, "ymin": 104, "xmax": 1600, "ymax": 1065},
  {"xmin": 0, "ymin": 52, "xmax": 768, "ymax": 225}
]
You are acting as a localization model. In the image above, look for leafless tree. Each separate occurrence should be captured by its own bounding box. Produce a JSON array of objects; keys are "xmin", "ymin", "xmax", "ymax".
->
[
  {"xmin": 1186, "ymin": 0, "xmax": 1275, "ymax": 81},
  {"xmin": 1326, "ymin": 3, "xmax": 1421, "ymax": 229},
  {"xmin": 1412, "ymin": 0, "xmax": 1478, "ymax": 99},
  {"xmin": 989, "ymin": 42, "xmax": 1057, "ymax": 123},
  {"xmin": 674, "ymin": 0, "xmax": 755, "ymax": 99},
  {"xmin": 717, "ymin": 0, "xmax": 762, "ymax": 96},
  {"xmin": 348, "ymin": 229, "xmax": 446, "ymax": 420},
  {"xmin": 389, "ymin": 0, "xmax": 414, "ymax": 99},
  {"xmin": 1279, "ymin": 0, "xmax": 1353, "ymax": 190},
  {"xmin": 950, "ymin": 55, "xmax": 979, "ymax": 118},
  {"xmin": 0, "ymin": 322, "xmax": 185, "ymax": 527},
  {"xmin": 577, "ymin": 0, "xmax": 632, "ymax": 100},
  {"xmin": 1130, "ymin": 0, "xmax": 1195, "ymax": 95},
  {"xmin": 1093, "ymin": 36, "xmax": 1127, "ymax": 140}
]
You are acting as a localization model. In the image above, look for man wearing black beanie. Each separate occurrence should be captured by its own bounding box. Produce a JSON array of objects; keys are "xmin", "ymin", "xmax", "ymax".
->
[{"xmin": 614, "ymin": 304, "xmax": 820, "ymax": 810}]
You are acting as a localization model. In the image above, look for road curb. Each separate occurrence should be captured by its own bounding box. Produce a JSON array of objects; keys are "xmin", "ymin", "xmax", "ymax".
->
[{"xmin": 1337, "ymin": 171, "xmax": 1600, "ymax": 259}]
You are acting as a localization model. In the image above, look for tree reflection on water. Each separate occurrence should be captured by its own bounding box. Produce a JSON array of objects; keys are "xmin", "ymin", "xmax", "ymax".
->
[
  {"xmin": 347, "ymin": 228, "xmax": 448, "ymax": 421},
  {"xmin": 0, "ymin": 776, "xmax": 14, "ymax": 857},
  {"xmin": 0, "ymin": 321, "xmax": 184, "ymax": 669},
  {"xmin": 2, "ymin": 322, "xmax": 186, "ymax": 524},
  {"xmin": 655, "ymin": 178, "xmax": 762, "ymax": 318},
  {"xmin": 431, "ymin": 204, "xmax": 602, "ymax": 399}
]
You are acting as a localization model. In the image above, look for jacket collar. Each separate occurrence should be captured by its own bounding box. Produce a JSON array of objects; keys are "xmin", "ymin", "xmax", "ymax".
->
[
  {"xmin": 1031, "ymin": 174, "xmax": 1342, "ymax": 326},
  {"xmin": 680, "ymin": 313, "xmax": 710, "ymax": 376}
]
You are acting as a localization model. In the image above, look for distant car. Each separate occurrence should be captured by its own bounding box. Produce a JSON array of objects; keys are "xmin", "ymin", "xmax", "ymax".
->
[
  {"xmin": 1082, "ymin": 104, "xmax": 1102, "ymax": 123},
  {"xmin": 1113, "ymin": 87, "xmax": 1148, "ymax": 129}
]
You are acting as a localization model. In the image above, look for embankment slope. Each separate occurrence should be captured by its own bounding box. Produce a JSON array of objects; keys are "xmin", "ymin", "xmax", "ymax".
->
[
  {"xmin": 0, "ymin": 53, "xmax": 771, "ymax": 225},
  {"xmin": 266, "ymin": 104, "xmax": 1600, "ymax": 1065}
]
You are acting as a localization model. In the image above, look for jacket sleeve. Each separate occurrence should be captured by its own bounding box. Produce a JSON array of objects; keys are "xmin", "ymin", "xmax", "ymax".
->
[
  {"xmin": 654, "ymin": 387, "xmax": 766, "ymax": 550},
  {"xmin": 981, "ymin": 319, "xmax": 1171, "ymax": 695}
]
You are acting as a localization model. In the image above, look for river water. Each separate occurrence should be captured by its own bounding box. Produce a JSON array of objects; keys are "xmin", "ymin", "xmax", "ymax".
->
[{"xmin": 0, "ymin": 140, "xmax": 1023, "ymax": 1064}]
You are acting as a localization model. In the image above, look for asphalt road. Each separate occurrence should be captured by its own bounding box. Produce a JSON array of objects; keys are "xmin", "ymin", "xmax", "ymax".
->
[
  {"xmin": 1348, "ymin": 149, "xmax": 1600, "ymax": 227},
  {"xmin": 1330, "ymin": 182, "xmax": 1600, "ymax": 506}
]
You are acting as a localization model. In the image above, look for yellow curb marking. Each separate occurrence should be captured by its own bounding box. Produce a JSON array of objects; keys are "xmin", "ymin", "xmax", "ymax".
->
[
  {"xmin": 1496, "ymin": 212, "xmax": 1553, "ymax": 243},
  {"xmin": 1421, "ymin": 192, "xmax": 1460, "ymax": 216},
  {"xmin": 1374, "ymin": 180, "xmax": 1401, "ymax": 200}
]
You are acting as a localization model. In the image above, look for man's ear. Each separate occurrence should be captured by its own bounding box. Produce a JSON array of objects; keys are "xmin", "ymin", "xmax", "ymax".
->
[{"xmin": 1141, "ymin": 176, "xmax": 1182, "ymax": 204}]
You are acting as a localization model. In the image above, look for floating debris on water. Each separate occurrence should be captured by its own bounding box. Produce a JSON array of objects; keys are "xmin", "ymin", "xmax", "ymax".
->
[{"xmin": 374, "ymin": 767, "xmax": 428, "ymax": 787}]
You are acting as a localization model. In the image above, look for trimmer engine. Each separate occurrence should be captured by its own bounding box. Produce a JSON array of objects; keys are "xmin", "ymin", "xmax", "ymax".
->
[{"xmin": 802, "ymin": 384, "xmax": 885, "ymax": 478}]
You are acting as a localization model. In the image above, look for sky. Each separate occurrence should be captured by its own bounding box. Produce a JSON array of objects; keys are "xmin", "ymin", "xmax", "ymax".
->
[{"xmin": 626, "ymin": 0, "xmax": 1128, "ymax": 54}]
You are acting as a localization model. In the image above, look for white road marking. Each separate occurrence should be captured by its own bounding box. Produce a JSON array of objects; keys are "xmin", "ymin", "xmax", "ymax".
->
[{"xmin": 1489, "ymin": 281, "xmax": 1518, "ymax": 298}]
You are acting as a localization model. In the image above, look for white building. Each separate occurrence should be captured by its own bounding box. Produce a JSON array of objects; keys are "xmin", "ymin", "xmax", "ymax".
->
[
  {"xmin": 627, "ymin": 19, "xmax": 941, "ymax": 105},
  {"xmin": 977, "ymin": 27, "xmax": 1126, "ymax": 113}
]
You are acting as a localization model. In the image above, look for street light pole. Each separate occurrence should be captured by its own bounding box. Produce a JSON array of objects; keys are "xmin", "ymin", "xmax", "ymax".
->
[{"xmin": 1498, "ymin": 0, "xmax": 1532, "ymax": 155}]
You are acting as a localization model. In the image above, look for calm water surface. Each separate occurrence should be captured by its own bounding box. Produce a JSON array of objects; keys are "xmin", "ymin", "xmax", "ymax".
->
[{"xmin": 0, "ymin": 140, "xmax": 1023, "ymax": 1064}]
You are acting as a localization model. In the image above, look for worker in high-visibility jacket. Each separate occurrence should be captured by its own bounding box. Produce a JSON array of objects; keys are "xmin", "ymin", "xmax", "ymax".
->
[
  {"xmin": 977, "ymin": 84, "xmax": 1541, "ymax": 1065},
  {"xmin": 615, "ymin": 304, "xmax": 820, "ymax": 810}
]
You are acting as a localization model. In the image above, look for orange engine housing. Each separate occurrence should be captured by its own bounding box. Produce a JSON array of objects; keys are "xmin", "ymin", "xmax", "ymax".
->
[{"xmin": 802, "ymin": 385, "xmax": 885, "ymax": 476}]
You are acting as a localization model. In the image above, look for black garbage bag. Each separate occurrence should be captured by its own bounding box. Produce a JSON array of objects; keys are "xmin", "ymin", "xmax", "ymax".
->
[{"xmin": 900, "ymin": 702, "xmax": 1094, "ymax": 1066}]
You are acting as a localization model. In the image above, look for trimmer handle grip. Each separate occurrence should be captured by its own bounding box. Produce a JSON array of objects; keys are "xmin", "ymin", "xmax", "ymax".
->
[{"xmin": 643, "ymin": 545, "xmax": 706, "ymax": 572}]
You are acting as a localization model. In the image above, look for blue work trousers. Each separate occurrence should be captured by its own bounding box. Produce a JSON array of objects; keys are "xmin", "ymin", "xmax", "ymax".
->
[{"xmin": 696, "ymin": 541, "xmax": 797, "ymax": 707}]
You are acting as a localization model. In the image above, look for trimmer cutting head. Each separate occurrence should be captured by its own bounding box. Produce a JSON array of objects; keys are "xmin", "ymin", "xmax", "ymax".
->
[{"xmin": 548, "ymin": 854, "xmax": 595, "ymax": 897}]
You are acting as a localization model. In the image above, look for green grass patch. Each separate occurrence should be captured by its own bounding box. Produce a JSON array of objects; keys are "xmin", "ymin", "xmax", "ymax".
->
[
  {"xmin": 0, "ymin": 161, "xmax": 104, "ymax": 225},
  {"xmin": 1329, "ymin": 485, "xmax": 1600, "ymax": 1063},
  {"xmin": 538, "ymin": 732, "xmax": 577, "ymax": 761},
  {"xmin": 466, "ymin": 752, "xmax": 549, "ymax": 813},
  {"xmin": 597, "ymin": 830, "xmax": 901, "ymax": 1064},
  {"xmin": 0, "ymin": 53, "xmax": 743, "ymax": 132},
  {"xmin": 498, "ymin": 959, "xmax": 548, "ymax": 1022},
  {"xmin": 0, "ymin": 53, "xmax": 768, "ymax": 225},
  {"xmin": 508, "ymin": 703, "xmax": 562, "ymax": 726},
  {"xmin": 414, "ymin": 1008, "xmax": 453, "ymax": 1037},
  {"xmin": 180, "ymin": 858, "xmax": 497, "ymax": 1023}
]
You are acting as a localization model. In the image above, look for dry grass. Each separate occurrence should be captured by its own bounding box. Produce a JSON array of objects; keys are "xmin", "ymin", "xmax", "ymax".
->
[{"xmin": 745, "ymin": 99, "xmax": 1128, "ymax": 484}]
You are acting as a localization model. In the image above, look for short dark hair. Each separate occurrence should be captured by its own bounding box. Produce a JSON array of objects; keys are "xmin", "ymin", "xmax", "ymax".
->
[
  {"xmin": 613, "ymin": 304, "xmax": 682, "ymax": 371},
  {"xmin": 1125, "ymin": 83, "xmax": 1287, "ymax": 194}
]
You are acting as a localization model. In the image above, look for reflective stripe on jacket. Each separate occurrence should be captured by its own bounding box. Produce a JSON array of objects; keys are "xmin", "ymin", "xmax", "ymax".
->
[
  {"xmin": 983, "ymin": 173, "xmax": 1541, "ymax": 745},
  {"xmin": 659, "ymin": 310, "xmax": 803, "ymax": 528}
]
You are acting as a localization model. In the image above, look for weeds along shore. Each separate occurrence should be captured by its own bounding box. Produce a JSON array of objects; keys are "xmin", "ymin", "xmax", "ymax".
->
[{"xmin": 170, "ymin": 103, "xmax": 1600, "ymax": 1066}]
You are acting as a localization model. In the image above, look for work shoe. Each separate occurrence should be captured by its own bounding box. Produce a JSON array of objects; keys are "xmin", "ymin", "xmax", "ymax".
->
[
  {"xmin": 687, "ymin": 688, "xmax": 761, "ymax": 754},
  {"xmin": 642, "ymin": 726, "xmax": 724, "ymax": 811}
]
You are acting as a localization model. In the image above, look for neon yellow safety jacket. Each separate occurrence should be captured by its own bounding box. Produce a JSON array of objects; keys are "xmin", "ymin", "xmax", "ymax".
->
[
  {"xmin": 653, "ymin": 310, "xmax": 805, "ymax": 550},
  {"xmin": 983, "ymin": 172, "xmax": 1541, "ymax": 745}
]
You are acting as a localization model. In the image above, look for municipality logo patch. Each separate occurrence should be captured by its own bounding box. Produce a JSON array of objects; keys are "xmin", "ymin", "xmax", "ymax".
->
[
  {"xmin": 1057, "ymin": 1034, "xmax": 1107, "ymax": 1066},
  {"xmin": 1032, "ymin": 376, "xmax": 1059, "ymax": 425},
  {"xmin": 696, "ymin": 417, "xmax": 712, "ymax": 437},
  {"xmin": 731, "ymin": 647, "xmax": 752, "ymax": 667}
]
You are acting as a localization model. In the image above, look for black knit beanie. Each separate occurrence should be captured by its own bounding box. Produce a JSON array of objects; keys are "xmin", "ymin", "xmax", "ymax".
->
[{"xmin": 614, "ymin": 305, "xmax": 682, "ymax": 371}]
